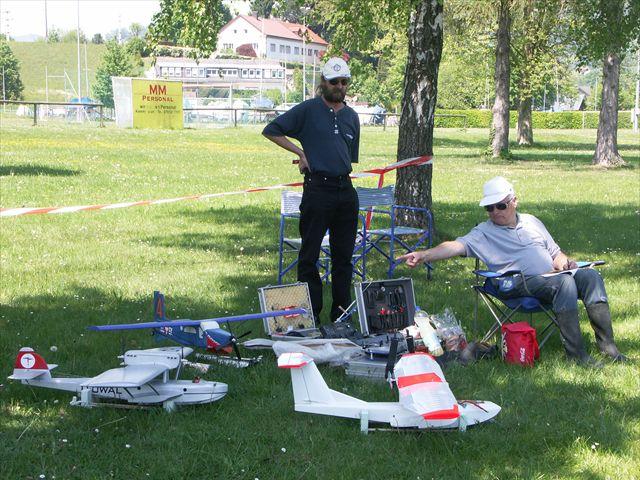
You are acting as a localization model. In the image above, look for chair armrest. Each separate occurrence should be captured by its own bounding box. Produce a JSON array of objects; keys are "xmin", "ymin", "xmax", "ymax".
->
[
  {"xmin": 576, "ymin": 260, "xmax": 605, "ymax": 268},
  {"xmin": 473, "ymin": 269, "xmax": 522, "ymax": 279},
  {"xmin": 392, "ymin": 205, "xmax": 430, "ymax": 214}
]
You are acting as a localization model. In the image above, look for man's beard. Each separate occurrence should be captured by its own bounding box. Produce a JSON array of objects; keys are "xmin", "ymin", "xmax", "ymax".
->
[{"xmin": 320, "ymin": 83, "xmax": 346, "ymax": 103}]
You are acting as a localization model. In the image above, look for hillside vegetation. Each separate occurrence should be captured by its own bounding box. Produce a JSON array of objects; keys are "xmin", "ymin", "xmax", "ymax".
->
[{"xmin": 9, "ymin": 41, "xmax": 106, "ymax": 101}]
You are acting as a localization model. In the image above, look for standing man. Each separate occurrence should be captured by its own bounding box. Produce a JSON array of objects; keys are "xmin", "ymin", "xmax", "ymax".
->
[
  {"xmin": 399, "ymin": 177, "xmax": 627, "ymax": 367},
  {"xmin": 262, "ymin": 57, "xmax": 360, "ymax": 323}
]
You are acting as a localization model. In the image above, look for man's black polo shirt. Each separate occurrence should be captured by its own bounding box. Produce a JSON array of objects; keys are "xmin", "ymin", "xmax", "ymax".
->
[{"xmin": 262, "ymin": 96, "xmax": 360, "ymax": 176}]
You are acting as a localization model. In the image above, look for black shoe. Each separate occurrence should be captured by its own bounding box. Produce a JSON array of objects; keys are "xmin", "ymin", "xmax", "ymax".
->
[{"xmin": 568, "ymin": 353, "xmax": 604, "ymax": 369}]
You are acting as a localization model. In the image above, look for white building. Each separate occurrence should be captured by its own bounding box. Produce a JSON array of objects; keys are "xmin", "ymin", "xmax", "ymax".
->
[
  {"xmin": 217, "ymin": 15, "xmax": 328, "ymax": 63},
  {"xmin": 154, "ymin": 57, "xmax": 287, "ymax": 93}
]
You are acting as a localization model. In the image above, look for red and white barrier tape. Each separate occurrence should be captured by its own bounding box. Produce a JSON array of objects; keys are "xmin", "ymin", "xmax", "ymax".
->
[{"xmin": 1, "ymin": 155, "xmax": 432, "ymax": 218}]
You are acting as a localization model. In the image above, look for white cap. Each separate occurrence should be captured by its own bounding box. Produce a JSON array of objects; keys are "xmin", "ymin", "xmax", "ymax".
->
[
  {"xmin": 322, "ymin": 57, "xmax": 351, "ymax": 80},
  {"xmin": 479, "ymin": 176, "xmax": 515, "ymax": 206}
]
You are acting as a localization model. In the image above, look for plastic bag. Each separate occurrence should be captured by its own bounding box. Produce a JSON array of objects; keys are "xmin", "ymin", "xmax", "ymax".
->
[{"xmin": 430, "ymin": 308, "xmax": 467, "ymax": 352}]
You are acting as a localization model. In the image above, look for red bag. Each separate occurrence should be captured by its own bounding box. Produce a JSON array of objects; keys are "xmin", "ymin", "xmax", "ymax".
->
[{"xmin": 501, "ymin": 322, "xmax": 540, "ymax": 366}]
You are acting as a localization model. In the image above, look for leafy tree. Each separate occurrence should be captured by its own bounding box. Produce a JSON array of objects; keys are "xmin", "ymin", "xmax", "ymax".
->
[
  {"xmin": 47, "ymin": 27, "xmax": 62, "ymax": 43},
  {"xmin": 129, "ymin": 23, "xmax": 146, "ymax": 38},
  {"xmin": 92, "ymin": 41, "xmax": 135, "ymax": 108},
  {"xmin": 250, "ymin": 0, "xmax": 275, "ymax": 18},
  {"xmin": 491, "ymin": 0, "xmax": 512, "ymax": 158},
  {"xmin": 126, "ymin": 36, "xmax": 148, "ymax": 57},
  {"xmin": 320, "ymin": 0, "xmax": 443, "ymax": 224},
  {"xmin": 92, "ymin": 33, "xmax": 104, "ymax": 44},
  {"xmin": 567, "ymin": 0, "xmax": 640, "ymax": 166},
  {"xmin": 62, "ymin": 29, "xmax": 87, "ymax": 43},
  {"xmin": 147, "ymin": 0, "xmax": 228, "ymax": 59},
  {"xmin": 0, "ymin": 41, "xmax": 24, "ymax": 100},
  {"xmin": 511, "ymin": 0, "xmax": 566, "ymax": 145},
  {"xmin": 236, "ymin": 43, "xmax": 257, "ymax": 57}
]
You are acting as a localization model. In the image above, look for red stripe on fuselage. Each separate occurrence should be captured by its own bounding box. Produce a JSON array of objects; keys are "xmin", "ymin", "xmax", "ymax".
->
[
  {"xmin": 422, "ymin": 404, "xmax": 460, "ymax": 420},
  {"xmin": 397, "ymin": 372, "xmax": 442, "ymax": 388}
]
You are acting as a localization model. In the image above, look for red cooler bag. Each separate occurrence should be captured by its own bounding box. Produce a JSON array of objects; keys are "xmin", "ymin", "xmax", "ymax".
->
[{"xmin": 501, "ymin": 321, "xmax": 540, "ymax": 366}]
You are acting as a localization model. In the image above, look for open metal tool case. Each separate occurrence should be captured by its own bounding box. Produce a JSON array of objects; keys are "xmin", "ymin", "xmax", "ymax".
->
[
  {"xmin": 354, "ymin": 278, "xmax": 416, "ymax": 336},
  {"xmin": 258, "ymin": 283, "xmax": 318, "ymax": 338}
]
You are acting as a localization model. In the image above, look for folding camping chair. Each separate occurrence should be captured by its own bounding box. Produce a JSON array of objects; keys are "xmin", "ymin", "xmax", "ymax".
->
[
  {"xmin": 277, "ymin": 190, "xmax": 367, "ymax": 284},
  {"xmin": 356, "ymin": 185, "xmax": 433, "ymax": 279},
  {"xmin": 472, "ymin": 259, "xmax": 560, "ymax": 349}
]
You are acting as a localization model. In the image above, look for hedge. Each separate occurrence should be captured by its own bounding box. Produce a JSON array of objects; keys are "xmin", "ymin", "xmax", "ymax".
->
[{"xmin": 432, "ymin": 109, "xmax": 634, "ymax": 129}]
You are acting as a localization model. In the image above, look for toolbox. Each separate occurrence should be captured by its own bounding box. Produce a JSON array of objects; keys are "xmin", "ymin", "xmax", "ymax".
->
[
  {"xmin": 258, "ymin": 282, "xmax": 317, "ymax": 336},
  {"xmin": 354, "ymin": 278, "xmax": 416, "ymax": 336},
  {"xmin": 344, "ymin": 355, "xmax": 389, "ymax": 381}
]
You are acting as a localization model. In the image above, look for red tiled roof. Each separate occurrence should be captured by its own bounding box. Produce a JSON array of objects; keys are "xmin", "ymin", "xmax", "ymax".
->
[{"xmin": 221, "ymin": 15, "xmax": 328, "ymax": 45}]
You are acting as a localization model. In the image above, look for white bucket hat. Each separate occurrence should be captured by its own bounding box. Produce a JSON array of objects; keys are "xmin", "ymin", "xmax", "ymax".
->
[
  {"xmin": 479, "ymin": 176, "xmax": 515, "ymax": 206},
  {"xmin": 322, "ymin": 57, "xmax": 351, "ymax": 80}
]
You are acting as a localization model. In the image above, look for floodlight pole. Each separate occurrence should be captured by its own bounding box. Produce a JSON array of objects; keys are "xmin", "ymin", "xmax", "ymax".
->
[
  {"xmin": 76, "ymin": 0, "xmax": 81, "ymax": 100},
  {"xmin": 634, "ymin": 48, "xmax": 639, "ymax": 133}
]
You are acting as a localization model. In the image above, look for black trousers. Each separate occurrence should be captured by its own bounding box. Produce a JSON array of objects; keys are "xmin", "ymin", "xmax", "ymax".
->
[{"xmin": 298, "ymin": 173, "xmax": 359, "ymax": 322}]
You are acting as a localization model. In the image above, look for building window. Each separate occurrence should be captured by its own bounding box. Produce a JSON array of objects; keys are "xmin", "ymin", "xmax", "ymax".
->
[
  {"xmin": 234, "ymin": 29, "xmax": 237, "ymax": 33},
  {"xmin": 185, "ymin": 67, "xmax": 191, "ymax": 76},
  {"xmin": 242, "ymin": 69, "xmax": 248, "ymax": 77},
  {"xmin": 294, "ymin": 47, "xmax": 299, "ymax": 55},
  {"xmin": 286, "ymin": 45, "xmax": 291, "ymax": 54},
  {"xmin": 160, "ymin": 67, "xmax": 169, "ymax": 76},
  {"xmin": 308, "ymin": 48, "xmax": 312, "ymax": 56},
  {"xmin": 223, "ymin": 43, "xmax": 233, "ymax": 50},
  {"xmin": 198, "ymin": 68, "xmax": 204, "ymax": 77},
  {"xmin": 270, "ymin": 43, "xmax": 276, "ymax": 52},
  {"xmin": 279, "ymin": 44, "xmax": 285, "ymax": 53}
]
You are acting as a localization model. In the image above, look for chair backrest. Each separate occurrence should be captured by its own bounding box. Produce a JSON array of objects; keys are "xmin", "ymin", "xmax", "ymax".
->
[
  {"xmin": 356, "ymin": 185, "xmax": 395, "ymax": 209},
  {"xmin": 281, "ymin": 190, "xmax": 302, "ymax": 215}
]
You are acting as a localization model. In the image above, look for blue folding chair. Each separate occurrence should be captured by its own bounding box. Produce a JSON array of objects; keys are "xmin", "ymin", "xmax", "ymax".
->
[
  {"xmin": 473, "ymin": 263, "xmax": 560, "ymax": 348},
  {"xmin": 356, "ymin": 185, "xmax": 433, "ymax": 279},
  {"xmin": 277, "ymin": 190, "xmax": 367, "ymax": 284}
]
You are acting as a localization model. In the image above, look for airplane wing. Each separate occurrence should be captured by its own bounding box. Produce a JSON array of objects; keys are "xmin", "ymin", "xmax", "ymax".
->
[
  {"xmin": 82, "ymin": 364, "xmax": 167, "ymax": 388},
  {"xmin": 88, "ymin": 308, "xmax": 307, "ymax": 331}
]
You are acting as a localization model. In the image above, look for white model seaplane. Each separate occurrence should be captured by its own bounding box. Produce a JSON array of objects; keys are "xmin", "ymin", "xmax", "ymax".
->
[
  {"xmin": 9, "ymin": 346, "xmax": 227, "ymax": 412},
  {"xmin": 278, "ymin": 351, "xmax": 501, "ymax": 432}
]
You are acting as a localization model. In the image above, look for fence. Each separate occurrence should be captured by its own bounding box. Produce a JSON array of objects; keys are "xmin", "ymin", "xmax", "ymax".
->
[
  {"xmin": 0, "ymin": 100, "xmax": 108, "ymax": 126},
  {"xmin": 183, "ymin": 108, "xmax": 468, "ymax": 130}
]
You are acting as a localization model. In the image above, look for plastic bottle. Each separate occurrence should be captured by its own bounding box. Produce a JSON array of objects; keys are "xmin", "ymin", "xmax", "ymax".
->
[{"xmin": 414, "ymin": 307, "xmax": 444, "ymax": 356}]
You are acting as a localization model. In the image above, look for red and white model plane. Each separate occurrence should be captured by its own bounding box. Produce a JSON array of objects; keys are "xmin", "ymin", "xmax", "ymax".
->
[
  {"xmin": 278, "ymin": 351, "xmax": 500, "ymax": 432},
  {"xmin": 9, "ymin": 346, "xmax": 227, "ymax": 412}
]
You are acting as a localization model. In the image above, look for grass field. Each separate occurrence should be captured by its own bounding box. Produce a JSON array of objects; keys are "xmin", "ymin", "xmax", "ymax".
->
[{"xmin": 1, "ymin": 123, "xmax": 639, "ymax": 479}]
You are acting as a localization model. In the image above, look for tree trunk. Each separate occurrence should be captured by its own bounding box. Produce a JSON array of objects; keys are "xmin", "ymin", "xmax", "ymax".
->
[
  {"xmin": 395, "ymin": 0, "xmax": 443, "ymax": 227},
  {"xmin": 516, "ymin": 96, "xmax": 533, "ymax": 145},
  {"xmin": 593, "ymin": 52, "xmax": 625, "ymax": 166},
  {"xmin": 491, "ymin": 0, "xmax": 511, "ymax": 157}
]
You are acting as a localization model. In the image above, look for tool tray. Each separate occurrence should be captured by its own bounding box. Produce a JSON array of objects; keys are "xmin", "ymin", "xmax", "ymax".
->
[{"xmin": 354, "ymin": 278, "xmax": 416, "ymax": 336}]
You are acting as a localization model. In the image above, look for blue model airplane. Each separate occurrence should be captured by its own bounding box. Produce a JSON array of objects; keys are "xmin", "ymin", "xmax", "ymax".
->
[{"xmin": 89, "ymin": 291, "xmax": 306, "ymax": 359}]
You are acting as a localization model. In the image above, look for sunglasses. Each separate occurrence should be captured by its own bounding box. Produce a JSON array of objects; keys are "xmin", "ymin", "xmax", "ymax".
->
[
  {"xmin": 485, "ymin": 198, "xmax": 513, "ymax": 212},
  {"xmin": 329, "ymin": 78, "xmax": 349, "ymax": 86}
]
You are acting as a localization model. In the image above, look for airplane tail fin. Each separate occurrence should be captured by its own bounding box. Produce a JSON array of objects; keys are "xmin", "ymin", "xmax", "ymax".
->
[
  {"xmin": 278, "ymin": 352, "xmax": 334, "ymax": 404},
  {"xmin": 153, "ymin": 291, "xmax": 166, "ymax": 322},
  {"xmin": 9, "ymin": 347, "xmax": 57, "ymax": 380}
]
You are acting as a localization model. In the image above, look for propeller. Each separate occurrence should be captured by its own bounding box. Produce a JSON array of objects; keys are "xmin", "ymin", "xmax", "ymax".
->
[
  {"xmin": 225, "ymin": 323, "xmax": 252, "ymax": 361},
  {"xmin": 384, "ymin": 335, "xmax": 399, "ymax": 382}
]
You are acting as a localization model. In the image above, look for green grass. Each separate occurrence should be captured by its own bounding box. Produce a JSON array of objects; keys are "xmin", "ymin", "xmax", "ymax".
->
[
  {"xmin": 1, "ymin": 124, "xmax": 639, "ymax": 479},
  {"xmin": 9, "ymin": 41, "xmax": 107, "ymax": 101}
]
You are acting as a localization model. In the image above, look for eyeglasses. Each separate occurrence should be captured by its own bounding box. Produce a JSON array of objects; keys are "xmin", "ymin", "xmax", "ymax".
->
[
  {"xmin": 329, "ymin": 78, "xmax": 349, "ymax": 86},
  {"xmin": 485, "ymin": 198, "xmax": 513, "ymax": 212}
]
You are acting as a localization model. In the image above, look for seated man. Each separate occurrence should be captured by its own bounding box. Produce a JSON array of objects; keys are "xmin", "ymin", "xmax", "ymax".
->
[{"xmin": 399, "ymin": 176, "xmax": 626, "ymax": 366}]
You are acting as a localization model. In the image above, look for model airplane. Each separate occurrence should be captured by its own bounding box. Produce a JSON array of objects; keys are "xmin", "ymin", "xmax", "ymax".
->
[
  {"xmin": 9, "ymin": 346, "xmax": 227, "ymax": 412},
  {"xmin": 89, "ymin": 291, "xmax": 306, "ymax": 366},
  {"xmin": 278, "ymin": 351, "xmax": 501, "ymax": 432}
]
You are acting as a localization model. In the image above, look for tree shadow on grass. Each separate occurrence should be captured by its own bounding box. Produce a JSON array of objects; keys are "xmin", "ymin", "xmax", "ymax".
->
[{"xmin": 0, "ymin": 165, "xmax": 81, "ymax": 177}]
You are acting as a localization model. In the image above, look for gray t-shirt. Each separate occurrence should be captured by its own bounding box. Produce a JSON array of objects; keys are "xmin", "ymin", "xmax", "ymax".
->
[{"xmin": 457, "ymin": 213, "xmax": 560, "ymax": 276}]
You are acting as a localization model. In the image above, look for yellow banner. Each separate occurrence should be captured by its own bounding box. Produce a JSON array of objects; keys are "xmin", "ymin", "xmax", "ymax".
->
[{"xmin": 132, "ymin": 79, "xmax": 183, "ymax": 129}]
